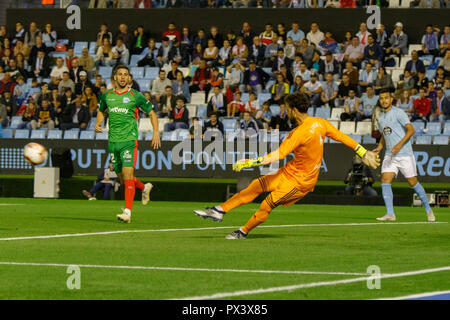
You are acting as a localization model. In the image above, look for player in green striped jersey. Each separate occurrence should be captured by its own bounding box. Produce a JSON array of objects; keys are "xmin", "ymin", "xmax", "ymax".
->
[{"xmin": 96, "ymin": 65, "xmax": 161, "ymax": 223}]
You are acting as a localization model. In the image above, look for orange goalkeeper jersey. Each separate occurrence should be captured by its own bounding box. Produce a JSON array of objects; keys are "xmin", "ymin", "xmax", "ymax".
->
[{"xmin": 267, "ymin": 117, "xmax": 359, "ymax": 191}]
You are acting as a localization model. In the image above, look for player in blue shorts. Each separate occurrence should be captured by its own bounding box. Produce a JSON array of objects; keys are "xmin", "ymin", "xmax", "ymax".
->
[{"xmin": 373, "ymin": 89, "xmax": 435, "ymax": 222}]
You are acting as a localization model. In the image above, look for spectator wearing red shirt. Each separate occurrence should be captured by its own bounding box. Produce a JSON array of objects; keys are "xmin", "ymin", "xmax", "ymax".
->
[
  {"xmin": 227, "ymin": 91, "xmax": 245, "ymax": 117},
  {"xmin": 0, "ymin": 72, "xmax": 15, "ymax": 95},
  {"xmin": 163, "ymin": 23, "xmax": 181, "ymax": 43},
  {"xmin": 189, "ymin": 58, "xmax": 212, "ymax": 102},
  {"xmin": 340, "ymin": 0, "xmax": 356, "ymax": 8},
  {"xmin": 412, "ymin": 88, "xmax": 431, "ymax": 124}
]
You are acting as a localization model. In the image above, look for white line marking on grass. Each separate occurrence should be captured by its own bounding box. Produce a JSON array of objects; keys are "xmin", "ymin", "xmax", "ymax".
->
[
  {"xmin": 0, "ymin": 261, "xmax": 368, "ymax": 276},
  {"xmin": 173, "ymin": 266, "xmax": 450, "ymax": 300},
  {"xmin": 0, "ymin": 221, "xmax": 446, "ymax": 241},
  {"xmin": 375, "ymin": 290, "xmax": 450, "ymax": 300},
  {"xmin": 0, "ymin": 204, "xmax": 25, "ymax": 206}
]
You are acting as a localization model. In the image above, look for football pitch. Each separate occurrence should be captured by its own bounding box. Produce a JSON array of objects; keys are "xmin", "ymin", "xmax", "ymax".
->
[{"xmin": 0, "ymin": 198, "xmax": 449, "ymax": 300}]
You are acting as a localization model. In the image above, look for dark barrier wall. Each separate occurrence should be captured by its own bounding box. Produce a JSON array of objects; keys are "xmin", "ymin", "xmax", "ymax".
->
[
  {"xmin": 6, "ymin": 8, "xmax": 444, "ymax": 44},
  {"xmin": 1, "ymin": 139, "xmax": 449, "ymax": 182}
]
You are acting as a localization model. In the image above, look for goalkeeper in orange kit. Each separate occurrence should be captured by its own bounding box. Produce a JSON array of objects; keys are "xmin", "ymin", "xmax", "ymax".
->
[{"xmin": 194, "ymin": 92, "xmax": 380, "ymax": 239}]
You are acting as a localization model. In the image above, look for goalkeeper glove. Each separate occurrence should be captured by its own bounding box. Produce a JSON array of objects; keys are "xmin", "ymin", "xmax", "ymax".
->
[
  {"xmin": 355, "ymin": 145, "xmax": 380, "ymax": 169},
  {"xmin": 232, "ymin": 157, "xmax": 264, "ymax": 172}
]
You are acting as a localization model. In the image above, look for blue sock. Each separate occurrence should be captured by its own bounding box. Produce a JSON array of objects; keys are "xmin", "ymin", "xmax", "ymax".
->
[
  {"xmin": 412, "ymin": 183, "xmax": 432, "ymax": 212},
  {"xmin": 382, "ymin": 184, "xmax": 395, "ymax": 216}
]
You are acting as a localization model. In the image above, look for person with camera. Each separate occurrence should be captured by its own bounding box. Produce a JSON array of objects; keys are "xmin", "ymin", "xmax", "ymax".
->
[{"xmin": 344, "ymin": 155, "xmax": 378, "ymax": 197}]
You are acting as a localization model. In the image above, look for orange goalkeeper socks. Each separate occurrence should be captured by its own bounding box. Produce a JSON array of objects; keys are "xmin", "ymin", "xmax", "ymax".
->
[
  {"xmin": 124, "ymin": 179, "xmax": 135, "ymax": 211},
  {"xmin": 241, "ymin": 208, "xmax": 270, "ymax": 234},
  {"xmin": 134, "ymin": 177, "xmax": 145, "ymax": 191},
  {"xmin": 221, "ymin": 179, "xmax": 263, "ymax": 212}
]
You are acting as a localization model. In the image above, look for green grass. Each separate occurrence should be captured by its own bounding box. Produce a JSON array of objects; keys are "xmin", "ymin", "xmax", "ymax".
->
[{"xmin": 0, "ymin": 198, "xmax": 449, "ymax": 300}]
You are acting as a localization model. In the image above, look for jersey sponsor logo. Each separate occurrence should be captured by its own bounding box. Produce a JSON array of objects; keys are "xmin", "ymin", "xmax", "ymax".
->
[
  {"xmin": 383, "ymin": 126, "xmax": 392, "ymax": 135},
  {"xmin": 110, "ymin": 107, "xmax": 129, "ymax": 114},
  {"xmin": 123, "ymin": 150, "xmax": 132, "ymax": 159},
  {"xmin": 123, "ymin": 97, "xmax": 131, "ymax": 103}
]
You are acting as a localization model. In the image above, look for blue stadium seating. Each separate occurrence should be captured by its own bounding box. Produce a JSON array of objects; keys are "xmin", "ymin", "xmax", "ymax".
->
[
  {"xmin": 270, "ymin": 105, "xmax": 280, "ymax": 116},
  {"xmin": 49, "ymin": 51, "xmax": 67, "ymax": 59},
  {"xmin": 426, "ymin": 69, "xmax": 436, "ymax": 80},
  {"xmin": 131, "ymin": 67, "xmax": 145, "ymax": 79},
  {"xmin": 412, "ymin": 121, "xmax": 425, "ymax": 135},
  {"xmin": 307, "ymin": 107, "xmax": 315, "ymax": 116},
  {"xmin": 98, "ymin": 66, "xmax": 113, "ymax": 79},
  {"xmin": 144, "ymin": 131, "xmax": 153, "ymax": 140},
  {"xmin": 222, "ymin": 119, "xmax": 237, "ymax": 130},
  {"xmin": 145, "ymin": 67, "xmax": 159, "ymax": 80},
  {"xmin": 79, "ymin": 131, "xmax": 95, "ymax": 140},
  {"xmin": 64, "ymin": 130, "xmax": 79, "ymax": 139},
  {"xmin": 10, "ymin": 116, "xmax": 24, "ymax": 129},
  {"xmin": 2, "ymin": 128, "xmax": 13, "ymax": 138},
  {"xmin": 162, "ymin": 131, "xmax": 177, "ymax": 141},
  {"xmin": 88, "ymin": 41, "xmax": 97, "ymax": 54},
  {"xmin": 415, "ymin": 135, "xmax": 432, "ymax": 145},
  {"xmin": 426, "ymin": 122, "xmax": 441, "ymax": 135},
  {"xmin": 129, "ymin": 55, "xmax": 141, "ymax": 67},
  {"xmin": 47, "ymin": 130, "xmax": 62, "ymax": 139},
  {"xmin": 14, "ymin": 129, "xmax": 29, "ymax": 139},
  {"xmin": 315, "ymin": 107, "xmax": 331, "ymax": 119},
  {"xmin": 196, "ymin": 105, "xmax": 207, "ymax": 118},
  {"xmin": 444, "ymin": 123, "xmax": 450, "ymax": 135},
  {"xmin": 138, "ymin": 131, "xmax": 143, "ymax": 140},
  {"xmin": 362, "ymin": 135, "xmax": 377, "ymax": 144},
  {"xmin": 96, "ymin": 132, "xmax": 108, "ymax": 140},
  {"xmin": 177, "ymin": 129, "xmax": 190, "ymax": 141},
  {"xmin": 137, "ymin": 79, "xmax": 151, "ymax": 92},
  {"xmin": 30, "ymin": 130, "xmax": 46, "ymax": 139},
  {"xmin": 258, "ymin": 92, "xmax": 271, "ymax": 104},
  {"xmin": 241, "ymin": 93, "xmax": 249, "ymax": 103},
  {"xmin": 433, "ymin": 136, "xmax": 448, "ymax": 145},
  {"xmin": 348, "ymin": 134, "xmax": 362, "ymax": 144},
  {"xmin": 74, "ymin": 41, "xmax": 88, "ymax": 55}
]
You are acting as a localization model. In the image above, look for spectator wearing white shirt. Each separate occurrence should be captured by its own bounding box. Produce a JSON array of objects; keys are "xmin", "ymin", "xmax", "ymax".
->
[
  {"xmin": 50, "ymin": 57, "xmax": 69, "ymax": 89},
  {"xmin": 303, "ymin": 73, "xmax": 322, "ymax": 107},
  {"xmin": 358, "ymin": 62, "xmax": 378, "ymax": 94},
  {"xmin": 286, "ymin": 22, "xmax": 305, "ymax": 46},
  {"xmin": 151, "ymin": 70, "xmax": 172, "ymax": 103},
  {"xmin": 112, "ymin": 37, "xmax": 130, "ymax": 65},
  {"xmin": 306, "ymin": 22, "xmax": 324, "ymax": 47},
  {"xmin": 356, "ymin": 22, "xmax": 370, "ymax": 48},
  {"xmin": 294, "ymin": 62, "xmax": 311, "ymax": 82}
]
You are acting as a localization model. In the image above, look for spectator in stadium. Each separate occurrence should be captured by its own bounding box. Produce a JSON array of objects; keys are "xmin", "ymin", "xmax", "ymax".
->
[
  {"xmin": 356, "ymin": 22, "xmax": 370, "ymax": 47},
  {"xmin": 269, "ymin": 102, "xmax": 290, "ymax": 131},
  {"xmin": 396, "ymin": 89, "xmax": 414, "ymax": 114},
  {"xmin": 6, "ymin": 59, "xmax": 26, "ymax": 81},
  {"xmin": 344, "ymin": 37, "xmax": 364, "ymax": 69},
  {"xmin": 404, "ymin": 50, "xmax": 425, "ymax": 77},
  {"xmin": 374, "ymin": 66, "xmax": 394, "ymax": 94},
  {"xmin": 362, "ymin": 34, "xmax": 383, "ymax": 69},
  {"xmin": 27, "ymin": 78, "xmax": 41, "ymax": 101},
  {"xmin": 419, "ymin": 25, "xmax": 441, "ymax": 59},
  {"xmin": 57, "ymin": 88, "xmax": 74, "ymax": 124},
  {"xmin": 318, "ymin": 31, "xmax": 338, "ymax": 55},
  {"xmin": 95, "ymin": 37, "xmax": 114, "ymax": 68},
  {"xmin": 278, "ymin": 64, "xmax": 293, "ymax": 86},
  {"xmin": 263, "ymin": 34, "xmax": 279, "ymax": 68},
  {"xmin": 259, "ymin": 23, "xmax": 275, "ymax": 46},
  {"xmin": 64, "ymin": 47, "xmax": 77, "ymax": 71},
  {"xmin": 203, "ymin": 112, "xmax": 224, "ymax": 141},
  {"xmin": 231, "ymin": 36, "xmax": 248, "ymax": 65},
  {"xmin": 207, "ymin": 86, "xmax": 227, "ymax": 117},
  {"xmin": 418, "ymin": 0, "xmax": 440, "ymax": 8},
  {"xmin": 131, "ymin": 25, "xmax": 147, "ymax": 55},
  {"xmin": 340, "ymin": 89, "xmax": 362, "ymax": 121},
  {"xmin": 180, "ymin": 27, "xmax": 194, "ymax": 66},
  {"xmin": 115, "ymin": 23, "xmax": 133, "ymax": 49},
  {"xmin": 318, "ymin": 52, "xmax": 340, "ymax": 81},
  {"xmin": 84, "ymin": 86, "xmax": 98, "ymax": 117},
  {"xmin": 310, "ymin": 51, "xmax": 321, "ymax": 74},
  {"xmin": 320, "ymin": 72, "xmax": 338, "ymax": 108},
  {"xmin": 244, "ymin": 91, "xmax": 260, "ymax": 117},
  {"xmin": 92, "ymin": 75, "xmax": 103, "ymax": 96},
  {"xmin": 411, "ymin": 88, "xmax": 431, "ymax": 124},
  {"xmin": 194, "ymin": 29, "xmax": 208, "ymax": 50},
  {"xmin": 158, "ymin": 86, "xmax": 176, "ymax": 117},
  {"xmin": 397, "ymin": 70, "xmax": 415, "ymax": 91},
  {"xmin": 284, "ymin": 37, "xmax": 296, "ymax": 61},
  {"xmin": 385, "ymin": 22, "xmax": 408, "ymax": 57},
  {"xmin": 303, "ymin": 73, "xmax": 322, "ymax": 107},
  {"xmin": 210, "ymin": 67, "xmax": 224, "ymax": 89},
  {"xmin": 17, "ymin": 102, "xmax": 36, "ymax": 130},
  {"xmin": 166, "ymin": 61, "xmax": 181, "ymax": 81},
  {"xmin": 13, "ymin": 75, "xmax": 28, "ymax": 106},
  {"xmin": 164, "ymin": 96, "xmax": 189, "ymax": 131},
  {"xmin": 96, "ymin": 23, "xmax": 113, "ymax": 48},
  {"xmin": 89, "ymin": 0, "xmax": 107, "ymax": 8},
  {"xmin": 42, "ymin": 23, "xmax": 57, "ymax": 51},
  {"xmin": 60, "ymin": 95, "xmax": 91, "ymax": 130},
  {"xmin": 271, "ymin": 48, "xmax": 292, "ymax": 73},
  {"xmin": 112, "ymin": 37, "xmax": 130, "ymax": 65},
  {"xmin": 255, "ymin": 101, "xmax": 272, "ymax": 130},
  {"xmin": 204, "ymin": 39, "xmax": 219, "ymax": 66},
  {"xmin": 360, "ymin": 86, "xmax": 378, "ymax": 120},
  {"xmin": 287, "ymin": 22, "xmax": 305, "ymax": 46},
  {"xmin": 439, "ymin": 26, "xmax": 450, "ymax": 57},
  {"xmin": 75, "ymin": 71, "xmax": 92, "ymax": 96},
  {"xmin": 1, "ymin": 90, "xmax": 17, "ymax": 120},
  {"xmin": 69, "ymin": 59, "xmax": 83, "ymax": 84},
  {"xmin": 290, "ymin": 75, "xmax": 304, "ymax": 94},
  {"xmin": 58, "ymin": 71, "xmax": 75, "ymax": 95},
  {"xmin": 358, "ymin": 62, "xmax": 377, "ymax": 94},
  {"xmin": 82, "ymin": 162, "xmax": 119, "ymax": 201},
  {"xmin": 240, "ymin": 60, "xmax": 269, "ymax": 95},
  {"xmin": 413, "ymin": 71, "xmax": 429, "ymax": 92},
  {"xmin": 172, "ymin": 71, "xmax": 191, "ymax": 103},
  {"xmin": 76, "ymin": 48, "xmax": 94, "ymax": 77},
  {"xmin": 38, "ymin": 82, "xmax": 52, "ymax": 105},
  {"xmin": 163, "ymin": 23, "xmax": 181, "ymax": 42},
  {"xmin": 435, "ymin": 67, "xmax": 446, "ymax": 89},
  {"xmin": 268, "ymin": 73, "xmax": 289, "ymax": 105},
  {"xmin": 192, "ymin": 43, "xmax": 204, "ymax": 65},
  {"xmin": 24, "ymin": 22, "xmax": 40, "ymax": 48},
  {"xmin": 137, "ymin": 38, "xmax": 158, "ymax": 67},
  {"xmin": 31, "ymin": 98, "xmax": 55, "ymax": 130},
  {"xmin": 426, "ymin": 80, "xmax": 437, "ymax": 101},
  {"xmin": 343, "ymin": 61, "xmax": 359, "ymax": 86},
  {"xmin": 0, "ymin": 101, "xmax": 7, "ymax": 127},
  {"xmin": 227, "ymin": 91, "xmax": 245, "ymax": 117},
  {"xmin": 344, "ymin": 155, "xmax": 377, "ymax": 197},
  {"xmin": 439, "ymin": 50, "xmax": 450, "ymax": 73},
  {"xmin": 28, "ymin": 35, "xmax": 47, "ymax": 66},
  {"xmin": 217, "ymin": 39, "xmax": 231, "ymax": 67},
  {"xmin": 208, "ymin": 26, "xmax": 223, "ymax": 49},
  {"xmin": 247, "ymin": 36, "xmax": 265, "ymax": 68},
  {"xmin": 12, "ymin": 22, "xmax": 25, "ymax": 46},
  {"xmin": 306, "ymin": 22, "xmax": 324, "ymax": 47},
  {"xmin": 375, "ymin": 24, "xmax": 388, "ymax": 49},
  {"xmin": 114, "ymin": 0, "xmax": 135, "ymax": 7},
  {"xmin": 238, "ymin": 111, "xmax": 259, "ymax": 140},
  {"xmin": 430, "ymin": 88, "xmax": 446, "ymax": 124},
  {"xmin": 134, "ymin": 0, "xmax": 153, "ymax": 8},
  {"xmin": 152, "ymin": 70, "xmax": 172, "ymax": 104},
  {"xmin": 189, "ymin": 117, "xmax": 203, "ymax": 140},
  {"xmin": 190, "ymin": 59, "xmax": 212, "ymax": 99},
  {"xmin": 156, "ymin": 37, "xmax": 178, "ymax": 67},
  {"xmin": 239, "ymin": 22, "xmax": 257, "ymax": 50},
  {"xmin": 294, "ymin": 62, "xmax": 311, "ymax": 82},
  {"xmin": 0, "ymin": 72, "xmax": 15, "ymax": 94}
]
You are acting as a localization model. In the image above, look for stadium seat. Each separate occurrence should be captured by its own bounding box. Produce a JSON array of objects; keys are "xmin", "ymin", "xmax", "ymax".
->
[
  {"xmin": 362, "ymin": 135, "xmax": 376, "ymax": 144},
  {"xmin": 88, "ymin": 41, "xmax": 97, "ymax": 55},
  {"xmin": 391, "ymin": 69, "xmax": 402, "ymax": 83},
  {"xmin": 98, "ymin": 66, "xmax": 113, "ymax": 79},
  {"xmin": 348, "ymin": 134, "xmax": 362, "ymax": 144},
  {"xmin": 415, "ymin": 135, "xmax": 432, "ymax": 145},
  {"xmin": 328, "ymin": 120, "xmax": 339, "ymax": 129},
  {"xmin": 186, "ymin": 105, "xmax": 197, "ymax": 118},
  {"xmin": 262, "ymin": 68, "xmax": 273, "ymax": 77},
  {"xmin": 433, "ymin": 136, "xmax": 448, "ymax": 145},
  {"xmin": 269, "ymin": 105, "xmax": 280, "ymax": 116},
  {"xmin": 138, "ymin": 131, "xmax": 143, "ymax": 140},
  {"xmin": 426, "ymin": 122, "xmax": 441, "ymax": 135},
  {"xmin": 79, "ymin": 131, "xmax": 95, "ymax": 140},
  {"xmin": 145, "ymin": 67, "xmax": 159, "ymax": 80},
  {"xmin": 129, "ymin": 55, "xmax": 141, "ymax": 67},
  {"xmin": 258, "ymin": 93, "xmax": 272, "ymax": 104},
  {"xmin": 138, "ymin": 118, "xmax": 153, "ymax": 132},
  {"xmin": 223, "ymin": 118, "xmax": 237, "ymax": 131},
  {"xmin": 408, "ymin": 44, "xmax": 422, "ymax": 56},
  {"xmin": 261, "ymin": 130, "xmax": 280, "ymax": 143},
  {"xmin": 95, "ymin": 132, "xmax": 108, "ymax": 140},
  {"xmin": 443, "ymin": 123, "xmax": 450, "ymax": 136},
  {"xmin": 226, "ymin": 130, "xmax": 239, "ymax": 142},
  {"xmin": 179, "ymin": 67, "xmax": 190, "ymax": 78},
  {"xmin": 426, "ymin": 69, "xmax": 436, "ymax": 80},
  {"xmin": 2, "ymin": 128, "xmax": 13, "ymax": 138},
  {"xmin": 64, "ymin": 130, "xmax": 79, "ymax": 139},
  {"xmin": 241, "ymin": 93, "xmax": 249, "ymax": 103},
  {"xmin": 131, "ymin": 67, "xmax": 145, "ymax": 79},
  {"xmin": 158, "ymin": 118, "xmax": 170, "ymax": 132},
  {"xmin": 136, "ymin": 79, "xmax": 151, "ymax": 92},
  {"xmin": 307, "ymin": 107, "xmax": 314, "ymax": 117},
  {"xmin": 49, "ymin": 51, "xmax": 67, "ymax": 59},
  {"xmin": 47, "ymin": 130, "xmax": 62, "ymax": 139},
  {"xmin": 339, "ymin": 122, "xmax": 356, "ymax": 135},
  {"xmin": 196, "ymin": 105, "xmax": 207, "ymax": 118},
  {"xmin": 144, "ymin": 131, "xmax": 153, "ymax": 140},
  {"xmin": 87, "ymin": 118, "xmax": 96, "ymax": 131},
  {"xmin": 315, "ymin": 107, "xmax": 331, "ymax": 119},
  {"xmin": 330, "ymin": 108, "xmax": 344, "ymax": 121},
  {"xmin": 162, "ymin": 131, "xmax": 177, "ymax": 141},
  {"xmin": 14, "ymin": 129, "xmax": 29, "ymax": 139},
  {"xmin": 355, "ymin": 121, "xmax": 372, "ymax": 136},
  {"xmin": 191, "ymin": 92, "xmax": 206, "ymax": 105},
  {"xmin": 10, "ymin": 116, "xmax": 24, "ymax": 129},
  {"xmin": 74, "ymin": 41, "xmax": 88, "ymax": 55},
  {"xmin": 30, "ymin": 130, "xmax": 46, "ymax": 139},
  {"xmin": 176, "ymin": 129, "xmax": 190, "ymax": 141},
  {"xmin": 419, "ymin": 55, "xmax": 433, "ymax": 66},
  {"xmin": 412, "ymin": 121, "xmax": 425, "ymax": 135}
]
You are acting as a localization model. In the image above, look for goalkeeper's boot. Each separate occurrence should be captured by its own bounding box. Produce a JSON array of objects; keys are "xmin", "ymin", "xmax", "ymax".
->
[
  {"xmin": 142, "ymin": 183, "xmax": 153, "ymax": 205},
  {"xmin": 226, "ymin": 229, "xmax": 247, "ymax": 240},
  {"xmin": 427, "ymin": 210, "xmax": 436, "ymax": 222},
  {"xmin": 376, "ymin": 214, "xmax": 396, "ymax": 221},
  {"xmin": 193, "ymin": 207, "xmax": 224, "ymax": 222},
  {"xmin": 117, "ymin": 209, "xmax": 131, "ymax": 224}
]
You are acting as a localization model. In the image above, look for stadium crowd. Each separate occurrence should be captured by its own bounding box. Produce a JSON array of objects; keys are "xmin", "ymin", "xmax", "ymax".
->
[{"xmin": 0, "ymin": 19, "xmax": 450, "ymax": 141}]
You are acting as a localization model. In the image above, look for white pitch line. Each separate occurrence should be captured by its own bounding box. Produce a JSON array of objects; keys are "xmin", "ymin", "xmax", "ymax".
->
[
  {"xmin": 0, "ymin": 221, "xmax": 446, "ymax": 241},
  {"xmin": 0, "ymin": 204, "xmax": 25, "ymax": 206},
  {"xmin": 375, "ymin": 290, "xmax": 450, "ymax": 300},
  {"xmin": 173, "ymin": 266, "xmax": 450, "ymax": 300},
  {"xmin": 0, "ymin": 261, "xmax": 368, "ymax": 276}
]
